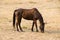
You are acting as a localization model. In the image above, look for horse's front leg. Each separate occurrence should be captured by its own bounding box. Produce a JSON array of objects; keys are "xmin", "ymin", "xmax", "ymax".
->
[
  {"xmin": 34, "ymin": 20, "xmax": 38, "ymax": 32},
  {"xmin": 31, "ymin": 21, "xmax": 34, "ymax": 31}
]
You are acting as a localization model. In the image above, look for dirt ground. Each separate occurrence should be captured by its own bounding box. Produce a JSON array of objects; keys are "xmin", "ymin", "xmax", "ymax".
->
[{"xmin": 0, "ymin": 0, "xmax": 60, "ymax": 40}]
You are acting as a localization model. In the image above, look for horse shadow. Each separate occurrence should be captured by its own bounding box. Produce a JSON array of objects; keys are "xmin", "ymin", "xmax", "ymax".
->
[{"xmin": 45, "ymin": 30, "xmax": 60, "ymax": 34}]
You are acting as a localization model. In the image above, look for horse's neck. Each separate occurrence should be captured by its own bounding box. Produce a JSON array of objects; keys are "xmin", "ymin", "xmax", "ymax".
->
[{"xmin": 39, "ymin": 14, "xmax": 44, "ymax": 25}]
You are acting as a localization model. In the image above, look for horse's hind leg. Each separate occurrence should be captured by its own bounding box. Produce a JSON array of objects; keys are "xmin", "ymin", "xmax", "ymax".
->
[
  {"xmin": 18, "ymin": 17, "xmax": 23, "ymax": 31},
  {"xmin": 16, "ymin": 16, "xmax": 19, "ymax": 31},
  {"xmin": 16, "ymin": 19, "xmax": 19, "ymax": 31}
]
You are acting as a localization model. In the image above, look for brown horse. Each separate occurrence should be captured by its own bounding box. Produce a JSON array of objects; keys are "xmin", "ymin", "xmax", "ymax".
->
[{"xmin": 13, "ymin": 8, "xmax": 45, "ymax": 33}]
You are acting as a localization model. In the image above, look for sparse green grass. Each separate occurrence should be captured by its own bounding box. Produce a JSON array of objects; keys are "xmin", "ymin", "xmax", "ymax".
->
[{"xmin": 23, "ymin": 26, "xmax": 27, "ymax": 29}]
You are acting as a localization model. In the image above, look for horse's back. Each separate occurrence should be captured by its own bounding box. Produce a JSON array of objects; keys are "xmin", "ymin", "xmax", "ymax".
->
[
  {"xmin": 22, "ymin": 8, "xmax": 39, "ymax": 20},
  {"xmin": 14, "ymin": 8, "xmax": 40, "ymax": 20}
]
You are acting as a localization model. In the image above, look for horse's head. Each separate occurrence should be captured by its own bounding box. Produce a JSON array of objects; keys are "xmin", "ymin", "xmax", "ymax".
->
[{"xmin": 40, "ymin": 23, "xmax": 45, "ymax": 33}]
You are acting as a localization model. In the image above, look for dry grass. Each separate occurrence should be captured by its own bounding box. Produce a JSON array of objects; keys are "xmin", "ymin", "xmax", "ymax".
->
[
  {"xmin": 0, "ymin": 0, "xmax": 60, "ymax": 40},
  {"xmin": 29, "ymin": 1, "xmax": 37, "ymax": 4}
]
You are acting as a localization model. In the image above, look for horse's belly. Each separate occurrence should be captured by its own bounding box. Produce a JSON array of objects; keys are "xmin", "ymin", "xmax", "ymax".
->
[
  {"xmin": 22, "ymin": 15, "xmax": 38, "ymax": 20},
  {"xmin": 22, "ymin": 14, "xmax": 33, "ymax": 20},
  {"xmin": 22, "ymin": 12, "xmax": 38, "ymax": 20}
]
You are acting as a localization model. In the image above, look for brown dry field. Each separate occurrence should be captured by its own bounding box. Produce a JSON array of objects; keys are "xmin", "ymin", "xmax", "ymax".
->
[{"xmin": 0, "ymin": 0, "xmax": 60, "ymax": 40}]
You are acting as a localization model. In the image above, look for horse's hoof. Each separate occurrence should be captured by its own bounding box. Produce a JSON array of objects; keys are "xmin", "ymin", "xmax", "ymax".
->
[
  {"xmin": 17, "ymin": 30, "xmax": 19, "ymax": 32},
  {"xmin": 31, "ymin": 29, "xmax": 33, "ymax": 32},
  {"xmin": 21, "ymin": 30, "xmax": 24, "ymax": 32},
  {"xmin": 31, "ymin": 29, "xmax": 34, "ymax": 32},
  {"xmin": 41, "ymin": 31, "xmax": 44, "ymax": 33},
  {"xmin": 36, "ymin": 30, "xmax": 39, "ymax": 32}
]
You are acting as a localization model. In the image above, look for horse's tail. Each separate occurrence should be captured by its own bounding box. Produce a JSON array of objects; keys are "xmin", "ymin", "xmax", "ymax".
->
[{"xmin": 13, "ymin": 10, "xmax": 16, "ymax": 28}]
